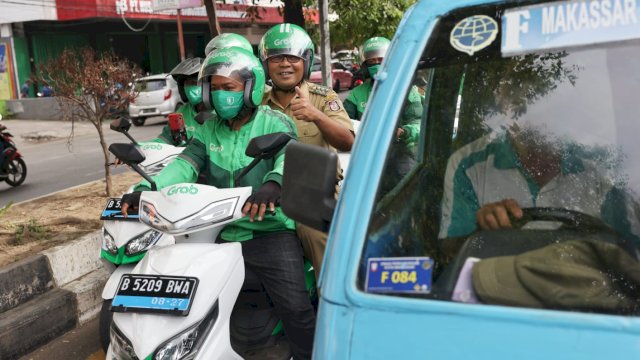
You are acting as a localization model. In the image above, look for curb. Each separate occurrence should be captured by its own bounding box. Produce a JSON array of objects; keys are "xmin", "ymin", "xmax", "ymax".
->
[{"xmin": 0, "ymin": 230, "xmax": 108, "ymax": 360}]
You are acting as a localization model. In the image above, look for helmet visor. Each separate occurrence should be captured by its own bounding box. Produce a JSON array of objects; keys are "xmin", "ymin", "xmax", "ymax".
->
[
  {"xmin": 259, "ymin": 25, "xmax": 313, "ymax": 60},
  {"xmin": 170, "ymin": 57, "xmax": 203, "ymax": 78},
  {"xmin": 363, "ymin": 48, "xmax": 388, "ymax": 61},
  {"xmin": 199, "ymin": 50, "xmax": 256, "ymax": 84}
]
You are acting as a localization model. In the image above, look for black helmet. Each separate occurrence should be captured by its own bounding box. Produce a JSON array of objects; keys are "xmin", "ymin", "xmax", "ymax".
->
[{"xmin": 170, "ymin": 57, "xmax": 204, "ymax": 102}]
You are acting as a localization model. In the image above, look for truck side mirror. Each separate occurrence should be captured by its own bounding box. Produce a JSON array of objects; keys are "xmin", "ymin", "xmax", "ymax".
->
[
  {"xmin": 246, "ymin": 132, "xmax": 293, "ymax": 160},
  {"xmin": 281, "ymin": 142, "xmax": 338, "ymax": 232}
]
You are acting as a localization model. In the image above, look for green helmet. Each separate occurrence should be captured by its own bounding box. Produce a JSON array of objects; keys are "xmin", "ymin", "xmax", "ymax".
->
[
  {"xmin": 169, "ymin": 57, "xmax": 204, "ymax": 102},
  {"xmin": 204, "ymin": 33, "xmax": 253, "ymax": 56},
  {"xmin": 361, "ymin": 37, "xmax": 391, "ymax": 62},
  {"xmin": 198, "ymin": 47, "xmax": 266, "ymax": 110},
  {"xmin": 258, "ymin": 23, "xmax": 315, "ymax": 80}
]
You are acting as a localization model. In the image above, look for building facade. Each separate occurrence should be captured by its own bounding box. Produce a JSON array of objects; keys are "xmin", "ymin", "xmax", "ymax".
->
[{"xmin": 1, "ymin": 0, "xmax": 314, "ymax": 99}]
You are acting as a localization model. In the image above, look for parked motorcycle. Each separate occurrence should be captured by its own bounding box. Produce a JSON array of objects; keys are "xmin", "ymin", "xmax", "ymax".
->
[
  {"xmin": 105, "ymin": 133, "xmax": 315, "ymax": 359},
  {"xmin": 98, "ymin": 117, "xmax": 183, "ymax": 351},
  {"xmin": 0, "ymin": 115, "xmax": 27, "ymax": 187}
]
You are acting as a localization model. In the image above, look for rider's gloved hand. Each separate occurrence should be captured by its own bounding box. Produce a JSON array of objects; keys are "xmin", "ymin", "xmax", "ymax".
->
[
  {"xmin": 242, "ymin": 181, "xmax": 281, "ymax": 222},
  {"xmin": 120, "ymin": 191, "xmax": 142, "ymax": 217}
]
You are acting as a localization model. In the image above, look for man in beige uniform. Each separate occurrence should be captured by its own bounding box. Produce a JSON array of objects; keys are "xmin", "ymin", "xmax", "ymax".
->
[{"xmin": 259, "ymin": 23, "xmax": 355, "ymax": 280}]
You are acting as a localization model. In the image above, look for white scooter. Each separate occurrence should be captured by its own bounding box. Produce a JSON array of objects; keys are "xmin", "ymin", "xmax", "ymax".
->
[
  {"xmin": 99, "ymin": 118, "xmax": 184, "ymax": 351},
  {"xmin": 105, "ymin": 133, "xmax": 296, "ymax": 360}
]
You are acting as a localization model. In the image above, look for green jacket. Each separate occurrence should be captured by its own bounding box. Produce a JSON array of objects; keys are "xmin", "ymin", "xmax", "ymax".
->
[
  {"xmin": 136, "ymin": 105, "xmax": 299, "ymax": 241},
  {"xmin": 151, "ymin": 104, "xmax": 203, "ymax": 145},
  {"xmin": 344, "ymin": 80, "xmax": 423, "ymax": 148}
]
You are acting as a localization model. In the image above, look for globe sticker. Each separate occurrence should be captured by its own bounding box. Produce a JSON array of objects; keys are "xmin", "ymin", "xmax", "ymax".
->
[{"xmin": 450, "ymin": 15, "xmax": 498, "ymax": 56}]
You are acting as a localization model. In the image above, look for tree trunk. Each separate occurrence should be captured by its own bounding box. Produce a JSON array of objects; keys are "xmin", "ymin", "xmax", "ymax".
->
[
  {"xmin": 95, "ymin": 118, "xmax": 113, "ymax": 197},
  {"xmin": 283, "ymin": 0, "xmax": 305, "ymax": 27}
]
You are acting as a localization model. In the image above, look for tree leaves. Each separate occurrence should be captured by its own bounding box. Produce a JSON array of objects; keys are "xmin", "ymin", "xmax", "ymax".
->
[{"xmin": 38, "ymin": 47, "xmax": 142, "ymax": 196}]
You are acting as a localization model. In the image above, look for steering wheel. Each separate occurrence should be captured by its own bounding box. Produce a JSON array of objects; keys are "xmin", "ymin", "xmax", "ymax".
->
[{"xmin": 511, "ymin": 207, "xmax": 614, "ymax": 232}]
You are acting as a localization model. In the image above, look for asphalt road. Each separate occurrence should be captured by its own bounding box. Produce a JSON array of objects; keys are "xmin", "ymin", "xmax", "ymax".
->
[{"xmin": 0, "ymin": 117, "xmax": 166, "ymax": 207}]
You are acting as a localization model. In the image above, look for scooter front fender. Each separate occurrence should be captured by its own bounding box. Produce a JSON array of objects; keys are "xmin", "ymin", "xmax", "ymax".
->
[{"xmin": 102, "ymin": 264, "xmax": 136, "ymax": 300}]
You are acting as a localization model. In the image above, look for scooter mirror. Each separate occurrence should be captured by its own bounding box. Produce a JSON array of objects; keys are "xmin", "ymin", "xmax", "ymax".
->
[
  {"xmin": 245, "ymin": 132, "xmax": 293, "ymax": 160},
  {"xmin": 110, "ymin": 117, "xmax": 132, "ymax": 133},
  {"xmin": 108, "ymin": 143, "xmax": 146, "ymax": 165}
]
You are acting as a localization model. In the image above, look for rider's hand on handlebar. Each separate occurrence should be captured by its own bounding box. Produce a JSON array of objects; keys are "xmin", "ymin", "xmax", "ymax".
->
[
  {"xmin": 242, "ymin": 181, "xmax": 281, "ymax": 222},
  {"xmin": 120, "ymin": 191, "xmax": 142, "ymax": 217},
  {"xmin": 476, "ymin": 199, "xmax": 523, "ymax": 230}
]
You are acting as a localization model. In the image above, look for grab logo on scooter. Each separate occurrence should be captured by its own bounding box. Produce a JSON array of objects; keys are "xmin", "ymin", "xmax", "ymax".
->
[
  {"xmin": 167, "ymin": 184, "xmax": 199, "ymax": 196},
  {"xmin": 142, "ymin": 143, "xmax": 163, "ymax": 151}
]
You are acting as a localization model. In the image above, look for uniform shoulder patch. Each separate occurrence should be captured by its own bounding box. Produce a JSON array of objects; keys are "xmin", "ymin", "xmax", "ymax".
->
[
  {"xmin": 308, "ymin": 83, "xmax": 330, "ymax": 97},
  {"xmin": 327, "ymin": 100, "xmax": 341, "ymax": 112}
]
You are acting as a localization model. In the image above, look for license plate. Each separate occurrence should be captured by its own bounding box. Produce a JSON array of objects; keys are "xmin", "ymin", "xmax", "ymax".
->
[
  {"xmin": 142, "ymin": 108, "xmax": 156, "ymax": 113},
  {"xmin": 111, "ymin": 274, "xmax": 199, "ymax": 316},
  {"xmin": 100, "ymin": 198, "xmax": 139, "ymax": 221}
]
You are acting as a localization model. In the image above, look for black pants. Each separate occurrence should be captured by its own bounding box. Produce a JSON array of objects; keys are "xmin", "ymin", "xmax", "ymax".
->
[{"xmin": 224, "ymin": 231, "xmax": 316, "ymax": 360}]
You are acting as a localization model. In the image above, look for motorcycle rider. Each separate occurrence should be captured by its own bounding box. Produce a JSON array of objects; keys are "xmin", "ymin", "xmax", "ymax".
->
[
  {"xmin": 151, "ymin": 57, "xmax": 206, "ymax": 145},
  {"xmin": 345, "ymin": 37, "xmax": 422, "ymax": 132},
  {"xmin": 259, "ymin": 23, "xmax": 355, "ymax": 280},
  {"xmin": 204, "ymin": 32, "xmax": 254, "ymax": 56},
  {"xmin": 120, "ymin": 47, "xmax": 316, "ymax": 360},
  {"xmin": 345, "ymin": 36, "xmax": 423, "ymax": 193}
]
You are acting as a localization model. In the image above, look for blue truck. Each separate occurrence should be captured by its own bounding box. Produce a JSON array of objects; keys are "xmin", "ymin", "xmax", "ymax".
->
[{"xmin": 283, "ymin": 0, "xmax": 640, "ymax": 358}]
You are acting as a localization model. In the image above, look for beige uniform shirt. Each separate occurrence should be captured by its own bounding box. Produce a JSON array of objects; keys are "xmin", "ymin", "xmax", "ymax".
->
[{"xmin": 262, "ymin": 81, "xmax": 354, "ymax": 151}]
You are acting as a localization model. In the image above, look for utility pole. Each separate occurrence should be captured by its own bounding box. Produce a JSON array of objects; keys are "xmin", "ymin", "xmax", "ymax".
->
[
  {"xmin": 177, "ymin": 9, "xmax": 186, "ymax": 60},
  {"xmin": 204, "ymin": 0, "xmax": 221, "ymax": 37},
  {"xmin": 318, "ymin": 0, "xmax": 332, "ymax": 88}
]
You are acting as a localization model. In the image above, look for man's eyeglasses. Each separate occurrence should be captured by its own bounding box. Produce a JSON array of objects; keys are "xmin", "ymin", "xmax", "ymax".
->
[{"xmin": 268, "ymin": 55, "xmax": 303, "ymax": 64}]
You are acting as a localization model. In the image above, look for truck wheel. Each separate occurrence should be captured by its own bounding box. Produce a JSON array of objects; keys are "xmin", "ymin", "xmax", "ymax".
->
[
  {"xmin": 99, "ymin": 300, "xmax": 113, "ymax": 352},
  {"xmin": 333, "ymin": 80, "xmax": 341, "ymax": 92},
  {"xmin": 132, "ymin": 117, "xmax": 146, "ymax": 127}
]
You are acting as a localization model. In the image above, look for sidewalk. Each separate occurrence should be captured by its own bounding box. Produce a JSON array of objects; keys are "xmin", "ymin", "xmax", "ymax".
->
[
  {"xmin": 0, "ymin": 230, "xmax": 108, "ymax": 360},
  {"xmin": 0, "ymin": 120, "xmax": 114, "ymax": 359}
]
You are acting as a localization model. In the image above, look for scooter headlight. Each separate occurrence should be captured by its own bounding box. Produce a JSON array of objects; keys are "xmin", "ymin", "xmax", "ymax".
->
[
  {"xmin": 153, "ymin": 301, "xmax": 219, "ymax": 360},
  {"xmin": 139, "ymin": 201, "xmax": 173, "ymax": 231},
  {"xmin": 125, "ymin": 229, "xmax": 163, "ymax": 256},
  {"xmin": 102, "ymin": 228, "xmax": 118, "ymax": 255},
  {"xmin": 110, "ymin": 323, "xmax": 138, "ymax": 360}
]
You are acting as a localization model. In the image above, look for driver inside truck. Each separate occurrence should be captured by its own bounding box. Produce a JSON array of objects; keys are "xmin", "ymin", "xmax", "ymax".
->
[{"xmin": 438, "ymin": 75, "xmax": 640, "ymax": 248}]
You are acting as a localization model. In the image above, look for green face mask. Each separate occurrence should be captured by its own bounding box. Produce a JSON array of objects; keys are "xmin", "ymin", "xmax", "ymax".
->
[
  {"xmin": 184, "ymin": 85, "xmax": 202, "ymax": 105},
  {"xmin": 368, "ymin": 64, "xmax": 381, "ymax": 78},
  {"xmin": 211, "ymin": 90, "xmax": 245, "ymax": 120}
]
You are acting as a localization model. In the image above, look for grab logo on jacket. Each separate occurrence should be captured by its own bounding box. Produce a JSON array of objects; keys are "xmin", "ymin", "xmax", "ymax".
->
[{"xmin": 210, "ymin": 144, "xmax": 224, "ymax": 152}]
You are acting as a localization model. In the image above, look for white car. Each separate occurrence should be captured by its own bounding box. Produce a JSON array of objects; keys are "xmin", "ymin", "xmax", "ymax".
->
[{"xmin": 128, "ymin": 74, "xmax": 183, "ymax": 126}]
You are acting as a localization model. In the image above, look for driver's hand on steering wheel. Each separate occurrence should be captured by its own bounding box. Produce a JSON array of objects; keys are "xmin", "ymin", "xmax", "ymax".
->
[{"xmin": 476, "ymin": 199, "xmax": 524, "ymax": 230}]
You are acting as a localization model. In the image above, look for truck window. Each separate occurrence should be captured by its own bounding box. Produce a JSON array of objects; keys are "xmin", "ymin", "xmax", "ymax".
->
[{"xmin": 358, "ymin": 5, "xmax": 640, "ymax": 316}]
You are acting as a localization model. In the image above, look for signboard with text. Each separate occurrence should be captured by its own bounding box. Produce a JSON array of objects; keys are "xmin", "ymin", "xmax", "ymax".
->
[{"xmin": 152, "ymin": 0, "xmax": 203, "ymax": 11}]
